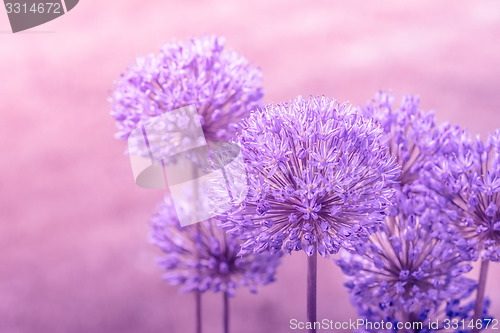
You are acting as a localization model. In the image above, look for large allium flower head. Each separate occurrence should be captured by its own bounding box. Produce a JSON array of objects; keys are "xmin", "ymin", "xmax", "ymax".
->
[
  {"xmin": 111, "ymin": 35, "xmax": 263, "ymax": 142},
  {"xmin": 353, "ymin": 299, "xmax": 491, "ymax": 333},
  {"xmin": 361, "ymin": 91, "xmax": 437, "ymax": 187},
  {"xmin": 336, "ymin": 188, "xmax": 486, "ymax": 332},
  {"xmin": 150, "ymin": 195, "xmax": 281, "ymax": 296},
  {"xmin": 428, "ymin": 128, "xmax": 500, "ymax": 262},
  {"xmin": 220, "ymin": 96, "xmax": 400, "ymax": 258}
]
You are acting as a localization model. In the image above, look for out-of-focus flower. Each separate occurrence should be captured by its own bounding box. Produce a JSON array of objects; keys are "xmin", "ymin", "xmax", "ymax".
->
[
  {"xmin": 337, "ymin": 188, "xmax": 488, "ymax": 332},
  {"xmin": 219, "ymin": 96, "xmax": 400, "ymax": 258},
  {"xmin": 361, "ymin": 91, "xmax": 438, "ymax": 187},
  {"xmin": 150, "ymin": 195, "xmax": 281, "ymax": 296},
  {"xmin": 111, "ymin": 35, "xmax": 263, "ymax": 142},
  {"xmin": 425, "ymin": 129, "xmax": 500, "ymax": 262}
]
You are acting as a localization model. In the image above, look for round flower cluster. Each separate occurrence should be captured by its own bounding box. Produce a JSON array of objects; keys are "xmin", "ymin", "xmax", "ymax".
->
[
  {"xmin": 150, "ymin": 195, "xmax": 281, "ymax": 296},
  {"xmin": 425, "ymin": 129, "xmax": 500, "ymax": 261},
  {"xmin": 220, "ymin": 96, "xmax": 400, "ymax": 257},
  {"xmin": 110, "ymin": 35, "xmax": 263, "ymax": 142},
  {"xmin": 337, "ymin": 188, "xmax": 484, "ymax": 331},
  {"xmin": 361, "ymin": 91, "xmax": 439, "ymax": 187}
]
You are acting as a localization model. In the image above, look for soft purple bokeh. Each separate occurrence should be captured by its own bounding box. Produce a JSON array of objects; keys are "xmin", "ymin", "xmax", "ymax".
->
[{"xmin": 1, "ymin": 0, "xmax": 500, "ymax": 332}]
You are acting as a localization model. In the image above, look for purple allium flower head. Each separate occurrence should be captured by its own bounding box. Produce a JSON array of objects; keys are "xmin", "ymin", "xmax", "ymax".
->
[
  {"xmin": 111, "ymin": 35, "xmax": 263, "ymax": 141},
  {"xmin": 150, "ymin": 195, "xmax": 281, "ymax": 296},
  {"xmin": 220, "ymin": 96, "xmax": 400, "ymax": 257},
  {"xmin": 353, "ymin": 298, "xmax": 491, "ymax": 333},
  {"xmin": 337, "ymin": 188, "xmax": 488, "ymax": 332},
  {"xmin": 361, "ymin": 91, "xmax": 438, "ymax": 187},
  {"xmin": 426, "ymin": 129, "xmax": 500, "ymax": 262}
]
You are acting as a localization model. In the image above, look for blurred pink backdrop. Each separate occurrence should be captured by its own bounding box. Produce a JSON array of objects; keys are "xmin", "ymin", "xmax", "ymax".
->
[{"xmin": 1, "ymin": 0, "xmax": 499, "ymax": 332}]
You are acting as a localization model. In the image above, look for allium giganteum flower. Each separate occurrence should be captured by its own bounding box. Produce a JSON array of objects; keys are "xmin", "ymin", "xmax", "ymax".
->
[
  {"xmin": 426, "ymin": 129, "xmax": 500, "ymax": 262},
  {"xmin": 110, "ymin": 35, "xmax": 263, "ymax": 142},
  {"xmin": 220, "ymin": 96, "xmax": 400, "ymax": 257},
  {"xmin": 361, "ymin": 91, "xmax": 437, "ymax": 187},
  {"xmin": 337, "ymin": 188, "xmax": 489, "ymax": 333},
  {"xmin": 151, "ymin": 196, "xmax": 281, "ymax": 296}
]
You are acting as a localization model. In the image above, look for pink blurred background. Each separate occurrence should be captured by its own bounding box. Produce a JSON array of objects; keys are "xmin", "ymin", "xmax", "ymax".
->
[{"xmin": 1, "ymin": 0, "xmax": 500, "ymax": 332}]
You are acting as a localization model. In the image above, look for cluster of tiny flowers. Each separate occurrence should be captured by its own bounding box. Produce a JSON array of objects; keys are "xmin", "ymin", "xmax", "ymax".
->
[
  {"xmin": 337, "ymin": 188, "xmax": 487, "ymax": 332},
  {"xmin": 219, "ymin": 96, "xmax": 400, "ymax": 257},
  {"xmin": 150, "ymin": 196, "xmax": 281, "ymax": 296},
  {"xmin": 353, "ymin": 299, "xmax": 489, "ymax": 333},
  {"xmin": 110, "ymin": 35, "xmax": 263, "ymax": 142},
  {"xmin": 361, "ymin": 91, "xmax": 440, "ymax": 187},
  {"xmin": 424, "ymin": 129, "xmax": 500, "ymax": 261}
]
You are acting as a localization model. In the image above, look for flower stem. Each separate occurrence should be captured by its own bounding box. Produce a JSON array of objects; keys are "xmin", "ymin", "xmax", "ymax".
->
[
  {"xmin": 194, "ymin": 162, "xmax": 202, "ymax": 333},
  {"xmin": 223, "ymin": 291, "xmax": 230, "ymax": 333},
  {"xmin": 307, "ymin": 249, "xmax": 317, "ymax": 333},
  {"xmin": 195, "ymin": 291, "xmax": 202, "ymax": 333},
  {"xmin": 195, "ymin": 191, "xmax": 202, "ymax": 333},
  {"xmin": 472, "ymin": 259, "xmax": 489, "ymax": 333}
]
